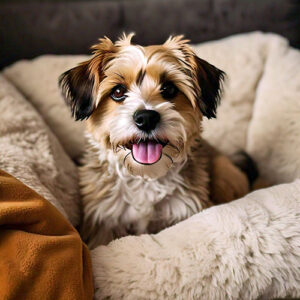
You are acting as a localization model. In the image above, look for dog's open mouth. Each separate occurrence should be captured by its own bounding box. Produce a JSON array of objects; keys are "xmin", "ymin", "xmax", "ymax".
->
[{"xmin": 125, "ymin": 139, "xmax": 168, "ymax": 165}]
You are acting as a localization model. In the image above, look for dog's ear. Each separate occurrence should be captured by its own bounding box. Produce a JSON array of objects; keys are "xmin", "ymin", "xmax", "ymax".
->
[
  {"xmin": 191, "ymin": 56, "xmax": 225, "ymax": 119},
  {"xmin": 164, "ymin": 35, "xmax": 225, "ymax": 118},
  {"xmin": 59, "ymin": 37, "xmax": 116, "ymax": 121},
  {"xmin": 59, "ymin": 62, "xmax": 95, "ymax": 121}
]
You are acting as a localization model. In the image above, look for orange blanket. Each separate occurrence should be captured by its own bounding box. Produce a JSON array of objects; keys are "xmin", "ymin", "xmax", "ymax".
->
[{"xmin": 0, "ymin": 170, "xmax": 93, "ymax": 300}]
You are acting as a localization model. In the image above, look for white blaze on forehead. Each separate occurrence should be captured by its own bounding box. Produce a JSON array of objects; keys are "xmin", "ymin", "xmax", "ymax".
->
[
  {"xmin": 107, "ymin": 45, "xmax": 147, "ymax": 73},
  {"xmin": 139, "ymin": 75, "xmax": 160, "ymax": 103},
  {"xmin": 127, "ymin": 84, "xmax": 154, "ymax": 111},
  {"xmin": 128, "ymin": 76, "xmax": 161, "ymax": 111}
]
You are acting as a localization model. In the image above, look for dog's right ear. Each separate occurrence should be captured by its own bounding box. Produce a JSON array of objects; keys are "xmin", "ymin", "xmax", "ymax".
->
[
  {"xmin": 59, "ymin": 62, "xmax": 95, "ymax": 121},
  {"xmin": 59, "ymin": 37, "xmax": 117, "ymax": 121}
]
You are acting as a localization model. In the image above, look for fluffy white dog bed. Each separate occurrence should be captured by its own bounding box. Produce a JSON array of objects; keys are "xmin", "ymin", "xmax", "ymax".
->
[{"xmin": 1, "ymin": 32, "xmax": 300, "ymax": 299}]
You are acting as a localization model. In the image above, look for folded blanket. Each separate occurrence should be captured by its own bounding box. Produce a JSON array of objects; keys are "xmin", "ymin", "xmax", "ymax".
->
[{"xmin": 0, "ymin": 170, "xmax": 93, "ymax": 300}]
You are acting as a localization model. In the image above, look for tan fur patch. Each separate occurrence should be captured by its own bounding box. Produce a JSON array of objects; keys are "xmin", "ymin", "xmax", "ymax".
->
[
  {"xmin": 173, "ymin": 93, "xmax": 203, "ymax": 136},
  {"xmin": 87, "ymin": 96, "xmax": 119, "ymax": 148},
  {"xmin": 89, "ymin": 37, "xmax": 118, "ymax": 89}
]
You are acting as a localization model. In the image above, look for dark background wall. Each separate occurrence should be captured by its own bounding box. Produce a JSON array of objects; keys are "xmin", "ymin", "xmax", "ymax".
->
[{"xmin": 1, "ymin": 0, "xmax": 299, "ymax": 69}]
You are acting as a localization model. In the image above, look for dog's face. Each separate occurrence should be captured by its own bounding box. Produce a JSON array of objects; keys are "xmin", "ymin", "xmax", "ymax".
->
[{"xmin": 59, "ymin": 34, "xmax": 224, "ymax": 178}]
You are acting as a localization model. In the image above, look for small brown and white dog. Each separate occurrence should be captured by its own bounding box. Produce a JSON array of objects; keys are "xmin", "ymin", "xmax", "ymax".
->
[{"xmin": 59, "ymin": 34, "xmax": 256, "ymax": 248}]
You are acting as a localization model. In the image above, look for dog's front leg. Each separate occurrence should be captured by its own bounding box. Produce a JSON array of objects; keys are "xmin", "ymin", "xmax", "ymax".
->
[
  {"xmin": 203, "ymin": 141, "xmax": 250, "ymax": 204},
  {"xmin": 209, "ymin": 154, "xmax": 250, "ymax": 204},
  {"xmin": 81, "ymin": 221, "xmax": 122, "ymax": 248}
]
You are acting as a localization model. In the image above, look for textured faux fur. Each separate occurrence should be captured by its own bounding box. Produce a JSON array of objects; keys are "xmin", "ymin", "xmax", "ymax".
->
[
  {"xmin": 91, "ymin": 179, "xmax": 300, "ymax": 299},
  {"xmin": 0, "ymin": 75, "xmax": 80, "ymax": 225},
  {"xmin": 2, "ymin": 32, "xmax": 300, "ymax": 299},
  {"xmin": 3, "ymin": 55, "xmax": 87, "ymax": 160}
]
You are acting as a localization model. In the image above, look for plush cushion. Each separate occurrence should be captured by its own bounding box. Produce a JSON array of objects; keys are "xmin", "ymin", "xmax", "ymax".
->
[
  {"xmin": 0, "ymin": 74, "xmax": 80, "ymax": 225},
  {"xmin": 91, "ymin": 179, "xmax": 300, "ymax": 299},
  {"xmin": 3, "ymin": 55, "xmax": 87, "ymax": 159},
  {"xmin": 247, "ymin": 37, "xmax": 300, "ymax": 183}
]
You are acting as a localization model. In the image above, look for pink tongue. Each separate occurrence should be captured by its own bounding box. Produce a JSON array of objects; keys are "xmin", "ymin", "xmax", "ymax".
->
[{"xmin": 132, "ymin": 140, "xmax": 163, "ymax": 164}]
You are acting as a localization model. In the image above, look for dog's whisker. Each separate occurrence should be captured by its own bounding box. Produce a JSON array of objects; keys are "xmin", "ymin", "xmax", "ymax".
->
[
  {"xmin": 153, "ymin": 136, "xmax": 160, "ymax": 143},
  {"xmin": 123, "ymin": 151, "xmax": 131, "ymax": 165},
  {"xmin": 164, "ymin": 153, "xmax": 174, "ymax": 164},
  {"xmin": 168, "ymin": 143, "xmax": 180, "ymax": 153}
]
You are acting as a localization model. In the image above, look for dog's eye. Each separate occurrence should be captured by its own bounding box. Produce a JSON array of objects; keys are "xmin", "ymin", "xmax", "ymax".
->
[
  {"xmin": 111, "ymin": 85, "xmax": 127, "ymax": 102},
  {"xmin": 161, "ymin": 82, "xmax": 178, "ymax": 100}
]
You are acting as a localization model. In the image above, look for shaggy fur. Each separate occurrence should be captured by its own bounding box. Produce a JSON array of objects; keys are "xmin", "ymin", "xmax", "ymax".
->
[{"xmin": 59, "ymin": 34, "xmax": 251, "ymax": 248}]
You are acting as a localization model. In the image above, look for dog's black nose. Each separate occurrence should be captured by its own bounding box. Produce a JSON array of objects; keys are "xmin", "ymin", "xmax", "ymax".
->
[{"xmin": 133, "ymin": 110, "xmax": 160, "ymax": 132}]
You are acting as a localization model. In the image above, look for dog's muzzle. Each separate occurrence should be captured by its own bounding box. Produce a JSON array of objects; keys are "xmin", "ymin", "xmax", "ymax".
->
[{"xmin": 130, "ymin": 109, "xmax": 164, "ymax": 164}]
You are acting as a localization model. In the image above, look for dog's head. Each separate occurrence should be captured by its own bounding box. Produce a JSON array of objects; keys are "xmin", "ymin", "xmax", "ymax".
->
[{"xmin": 59, "ymin": 34, "xmax": 224, "ymax": 178}]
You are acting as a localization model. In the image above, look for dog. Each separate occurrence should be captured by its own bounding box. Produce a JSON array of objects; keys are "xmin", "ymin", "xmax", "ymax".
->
[{"xmin": 59, "ymin": 33, "xmax": 257, "ymax": 248}]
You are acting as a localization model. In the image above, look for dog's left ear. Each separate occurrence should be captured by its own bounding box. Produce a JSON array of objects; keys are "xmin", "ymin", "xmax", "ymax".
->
[{"xmin": 191, "ymin": 55, "xmax": 225, "ymax": 119}]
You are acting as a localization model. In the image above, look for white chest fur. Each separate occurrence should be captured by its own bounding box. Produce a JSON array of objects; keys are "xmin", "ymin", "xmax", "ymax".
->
[{"xmin": 80, "ymin": 142, "xmax": 209, "ymax": 248}]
